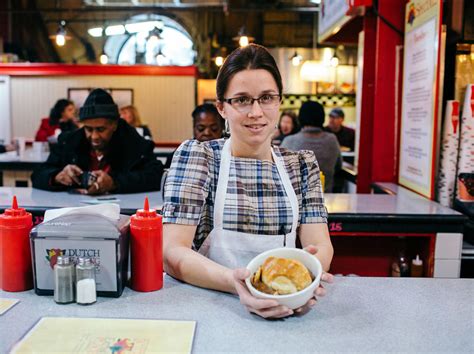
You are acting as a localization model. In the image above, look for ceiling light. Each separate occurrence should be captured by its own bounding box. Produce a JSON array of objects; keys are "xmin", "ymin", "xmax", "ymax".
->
[
  {"xmin": 233, "ymin": 26, "xmax": 254, "ymax": 47},
  {"xmin": 290, "ymin": 51, "xmax": 303, "ymax": 66},
  {"xmin": 214, "ymin": 56, "xmax": 224, "ymax": 67},
  {"xmin": 105, "ymin": 25, "xmax": 125, "ymax": 36},
  {"xmin": 50, "ymin": 21, "xmax": 70, "ymax": 47},
  {"xmin": 99, "ymin": 51, "xmax": 108, "ymax": 64},
  {"xmin": 330, "ymin": 55, "xmax": 339, "ymax": 67}
]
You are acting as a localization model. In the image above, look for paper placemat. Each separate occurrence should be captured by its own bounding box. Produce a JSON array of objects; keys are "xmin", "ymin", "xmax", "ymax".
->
[
  {"xmin": 0, "ymin": 298, "xmax": 19, "ymax": 315},
  {"xmin": 12, "ymin": 317, "xmax": 196, "ymax": 354}
]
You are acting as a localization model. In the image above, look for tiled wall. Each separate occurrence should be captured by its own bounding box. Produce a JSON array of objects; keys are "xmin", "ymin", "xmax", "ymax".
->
[{"xmin": 10, "ymin": 75, "xmax": 195, "ymax": 142}]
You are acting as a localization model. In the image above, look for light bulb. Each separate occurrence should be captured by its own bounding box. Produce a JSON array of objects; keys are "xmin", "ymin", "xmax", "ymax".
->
[
  {"xmin": 330, "ymin": 56, "xmax": 339, "ymax": 67},
  {"xmin": 99, "ymin": 53, "xmax": 108, "ymax": 64},
  {"xmin": 292, "ymin": 55, "xmax": 302, "ymax": 66},
  {"xmin": 215, "ymin": 56, "xmax": 224, "ymax": 67},
  {"xmin": 56, "ymin": 34, "xmax": 66, "ymax": 46},
  {"xmin": 239, "ymin": 36, "xmax": 249, "ymax": 47}
]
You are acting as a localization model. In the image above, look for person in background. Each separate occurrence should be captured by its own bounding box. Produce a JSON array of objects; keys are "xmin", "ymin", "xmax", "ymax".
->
[
  {"xmin": 32, "ymin": 89, "xmax": 163, "ymax": 195},
  {"xmin": 272, "ymin": 110, "xmax": 299, "ymax": 145},
  {"xmin": 163, "ymin": 44, "xmax": 333, "ymax": 319},
  {"xmin": 281, "ymin": 101, "xmax": 341, "ymax": 192},
  {"xmin": 35, "ymin": 99, "xmax": 77, "ymax": 142},
  {"xmin": 0, "ymin": 142, "xmax": 17, "ymax": 153},
  {"xmin": 120, "ymin": 105, "xmax": 153, "ymax": 140},
  {"xmin": 324, "ymin": 107, "xmax": 355, "ymax": 151},
  {"xmin": 192, "ymin": 103, "xmax": 224, "ymax": 142}
]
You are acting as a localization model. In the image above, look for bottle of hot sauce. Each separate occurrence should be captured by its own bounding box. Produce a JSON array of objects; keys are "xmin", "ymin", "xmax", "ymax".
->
[
  {"xmin": 130, "ymin": 197, "xmax": 163, "ymax": 292},
  {"xmin": 0, "ymin": 196, "xmax": 33, "ymax": 291}
]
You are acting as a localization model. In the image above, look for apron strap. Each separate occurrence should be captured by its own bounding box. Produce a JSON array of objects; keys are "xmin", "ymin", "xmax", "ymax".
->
[
  {"xmin": 272, "ymin": 148, "xmax": 299, "ymax": 234},
  {"xmin": 213, "ymin": 139, "xmax": 232, "ymax": 228}
]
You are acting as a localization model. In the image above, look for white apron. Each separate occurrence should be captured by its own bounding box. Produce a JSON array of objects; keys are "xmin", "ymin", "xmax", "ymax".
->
[{"xmin": 198, "ymin": 138, "xmax": 299, "ymax": 269}]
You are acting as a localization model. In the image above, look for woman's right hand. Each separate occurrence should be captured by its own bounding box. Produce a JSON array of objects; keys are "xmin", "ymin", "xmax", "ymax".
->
[{"xmin": 232, "ymin": 268, "xmax": 294, "ymax": 319}]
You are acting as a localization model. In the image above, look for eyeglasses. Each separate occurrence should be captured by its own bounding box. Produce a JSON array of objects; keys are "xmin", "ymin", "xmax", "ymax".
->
[{"xmin": 222, "ymin": 94, "xmax": 281, "ymax": 113}]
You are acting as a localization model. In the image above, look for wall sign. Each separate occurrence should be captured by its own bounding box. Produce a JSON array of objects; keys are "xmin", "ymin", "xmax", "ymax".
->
[{"xmin": 399, "ymin": 0, "xmax": 442, "ymax": 199}]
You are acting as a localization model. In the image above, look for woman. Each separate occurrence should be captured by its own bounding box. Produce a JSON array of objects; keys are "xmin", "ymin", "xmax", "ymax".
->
[
  {"xmin": 35, "ymin": 99, "xmax": 77, "ymax": 142},
  {"xmin": 192, "ymin": 103, "xmax": 225, "ymax": 142},
  {"xmin": 163, "ymin": 44, "xmax": 333, "ymax": 319},
  {"xmin": 120, "ymin": 105, "xmax": 153, "ymax": 140},
  {"xmin": 273, "ymin": 110, "xmax": 299, "ymax": 145}
]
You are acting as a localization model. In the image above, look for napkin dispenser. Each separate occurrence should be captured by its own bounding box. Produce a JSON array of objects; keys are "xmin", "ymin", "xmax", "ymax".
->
[{"xmin": 30, "ymin": 213, "xmax": 130, "ymax": 297}]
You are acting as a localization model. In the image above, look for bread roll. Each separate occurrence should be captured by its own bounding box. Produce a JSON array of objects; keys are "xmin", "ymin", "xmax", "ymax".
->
[{"xmin": 261, "ymin": 257, "xmax": 312, "ymax": 295}]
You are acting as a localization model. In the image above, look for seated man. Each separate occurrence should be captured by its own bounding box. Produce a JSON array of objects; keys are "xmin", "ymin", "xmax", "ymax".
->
[
  {"xmin": 323, "ymin": 107, "xmax": 355, "ymax": 151},
  {"xmin": 31, "ymin": 89, "xmax": 163, "ymax": 194}
]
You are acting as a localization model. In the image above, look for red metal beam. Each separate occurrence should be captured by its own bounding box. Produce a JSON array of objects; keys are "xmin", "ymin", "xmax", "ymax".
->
[
  {"xmin": 371, "ymin": 0, "xmax": 405, "ymax": 184},
  {"xmin": 356, "ymin": 13, "xmax": 377, "ymax": 193},
  {"xmin": 0, "ymin": 64, "xmax": 198, "ymax": 77}
]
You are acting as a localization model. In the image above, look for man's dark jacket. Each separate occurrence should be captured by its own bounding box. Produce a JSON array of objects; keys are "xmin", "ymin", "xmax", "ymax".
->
[{"xmin": 31, "ymin": 119, "xmax": 163, "ymax": 193}]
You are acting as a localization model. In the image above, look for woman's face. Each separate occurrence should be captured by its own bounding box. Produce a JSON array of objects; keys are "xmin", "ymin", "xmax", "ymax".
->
[
  {"xmin": 218, "ymin": 69, "xmax": 280, "ymax": 150},
  {"xmin": 120, "ymin": 109, "xmax": 133, "ymax": 125},
  {"xmin": 61, "ymin": 104, "xmax": 76, "ymax": 121},
  {"xmin": 279, "ymin": 115, "xmax": 294, "ymax": 135}
]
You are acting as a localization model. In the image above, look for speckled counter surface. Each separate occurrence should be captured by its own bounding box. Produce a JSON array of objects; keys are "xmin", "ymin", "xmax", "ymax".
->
[{"xmin": 1, "ymin": 276, "xmax": 473, "ymax": 353}]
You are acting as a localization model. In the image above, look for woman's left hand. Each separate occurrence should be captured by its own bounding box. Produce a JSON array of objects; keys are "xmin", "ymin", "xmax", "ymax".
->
[{"xmin": 293, "ymin": 245, "xmax": 334, "ymax": 315}]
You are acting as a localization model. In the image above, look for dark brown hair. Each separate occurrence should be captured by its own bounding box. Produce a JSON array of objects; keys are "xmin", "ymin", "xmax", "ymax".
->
[{"xmin": 216, "ymin": 44, "xmax": 282, "ymax": 101}]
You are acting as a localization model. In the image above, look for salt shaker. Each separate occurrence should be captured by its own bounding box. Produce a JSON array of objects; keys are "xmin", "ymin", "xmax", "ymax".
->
[
  {"xmin": 54, "ymin": 256, "xmax": 74, "ymax": 304},
  {"xmin": 76, "ymin": 258, "xmax": 97, "ymax": 305}
]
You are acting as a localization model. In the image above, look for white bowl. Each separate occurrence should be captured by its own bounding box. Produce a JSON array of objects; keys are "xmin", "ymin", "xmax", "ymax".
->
[{"xmin": 245, "ymin": 248, "xmax": 323, "ymax": 310}]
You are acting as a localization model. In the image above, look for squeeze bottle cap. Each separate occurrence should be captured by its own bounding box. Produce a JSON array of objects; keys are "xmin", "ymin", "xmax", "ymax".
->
[
  {"xmin": 412, "ymin": 255, "xmax": 423, "ymax": 266},
  {"xmin": 131, "ymin": 197, "xmax": 161, "ymax": 228},
  {"xmin": 0, "ymin": 196, "xmax": 32, "ymax": 228}
]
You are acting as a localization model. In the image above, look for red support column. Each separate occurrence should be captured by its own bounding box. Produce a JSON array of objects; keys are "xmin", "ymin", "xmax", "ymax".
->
[
  {"xmin": 357, "ymin": 1, "xmax": 405, "ymax": 192},
  {"xmin": 356, "ymin": 13, "xmax": 377, "ymax": 193}
]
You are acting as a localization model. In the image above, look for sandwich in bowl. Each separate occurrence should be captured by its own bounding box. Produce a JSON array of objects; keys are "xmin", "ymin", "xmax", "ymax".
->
[{"xmin": 251, "ymin": 256, "xmax": 313, "ymax": 295}]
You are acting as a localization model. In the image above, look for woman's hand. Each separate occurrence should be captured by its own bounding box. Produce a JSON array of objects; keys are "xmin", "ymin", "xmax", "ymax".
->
[
  {"xmin": 293, "ymin": 245, "xmax": 334, "ymax": 314},
  {"xmin": 232, "ymin": 268, "xmax": 294, "ymax": 319}
]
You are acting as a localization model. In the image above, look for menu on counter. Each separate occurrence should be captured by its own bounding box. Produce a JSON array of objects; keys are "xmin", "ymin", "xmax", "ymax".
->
[
  {"xmin": 0, "ymin": 298, "xmax": 19, "ymax": 315},
  {"xmin": 399, "ymin": 0, "xmax": 442, "ymax": 198},
  {"xmin": 11, "ymin": 317, "xmax": 196, "ymax": 354}
]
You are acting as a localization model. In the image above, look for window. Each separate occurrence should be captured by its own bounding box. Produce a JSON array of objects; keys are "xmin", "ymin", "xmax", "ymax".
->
[{"xmin": 104, "ymin": 14, "xmax": 195, "ymax": 66}]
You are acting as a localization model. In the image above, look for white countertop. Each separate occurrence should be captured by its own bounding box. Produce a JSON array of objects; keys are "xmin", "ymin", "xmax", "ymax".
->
[
  {"xmin": 0, "ymin": 187, "xmax": 163, "ymax": 214},
  {"xmin": 0, "ymin": 187, "xmax": 463, "ymax": 217},
  {"xmin": 1, "ymin": 276, "xmax": 473, "ymax": 353}
]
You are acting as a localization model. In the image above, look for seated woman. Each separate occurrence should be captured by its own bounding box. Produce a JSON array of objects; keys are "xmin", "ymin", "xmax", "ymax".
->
[
  {"xmin": 120, "ymin": 105, "xmax": 153, "ymax": 140},
  {"xmin": 163, "ymin": 44, "xmax": 334, "ymax": 319},
  {"xmin": 272, "ymin": 110, "xmax": 299, "ymax": 145},
  {"xmin": 35, "ymin": 99, "xmax": 78, "ymax": 142},
  {"xmin": 192, "ymin": 103, "xmax": 225, "ymax": 142}
]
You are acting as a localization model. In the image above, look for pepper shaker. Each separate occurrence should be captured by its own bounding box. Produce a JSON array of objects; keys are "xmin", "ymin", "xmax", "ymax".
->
[
  {"xmin": 54, "ymin": 256, "xmax": 74, "ymax": 304},
  {"xmin": 76, "ymin": 257, "xmax": 97, "ymax": 305}
]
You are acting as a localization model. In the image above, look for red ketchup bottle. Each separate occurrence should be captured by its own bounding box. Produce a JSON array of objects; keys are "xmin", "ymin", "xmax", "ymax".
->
[
  {"xmin": 130, "ymin": 197, "xmax": 163, "ymax": 292},
  {"xmin": 0, "ymin": 196, "xmax": 33, "ymax": 291}
]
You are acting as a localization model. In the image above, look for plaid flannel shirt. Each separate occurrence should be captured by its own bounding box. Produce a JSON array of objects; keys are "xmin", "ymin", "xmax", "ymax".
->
[{"xmin": 162, "ymin": 138, "xmax": 328, "ymax": 250}]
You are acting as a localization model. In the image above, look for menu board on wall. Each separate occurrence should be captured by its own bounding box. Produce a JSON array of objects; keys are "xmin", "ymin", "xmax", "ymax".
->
[{"xmin": 398, "ymin": 0, "xmax": 442, "ymax": 199}]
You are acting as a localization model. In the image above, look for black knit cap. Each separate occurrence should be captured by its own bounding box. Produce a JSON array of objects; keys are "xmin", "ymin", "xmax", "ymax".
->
[{"xmin": 79, "ymin": 88, "xmax": 119, "ymax": 121}]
